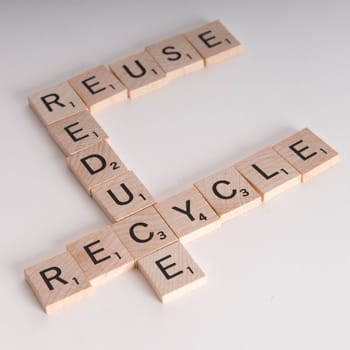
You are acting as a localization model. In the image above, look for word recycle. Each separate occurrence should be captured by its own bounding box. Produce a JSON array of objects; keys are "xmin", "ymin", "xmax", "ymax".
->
[{"xmin": 25, "ymin": 20, "xmax": 339, "ymax": 314}]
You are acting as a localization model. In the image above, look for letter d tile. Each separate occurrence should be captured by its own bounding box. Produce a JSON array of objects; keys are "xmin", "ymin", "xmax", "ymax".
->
[{"xmin": 67, "ymin": 140, "xmax": 128, "ymax": 195}]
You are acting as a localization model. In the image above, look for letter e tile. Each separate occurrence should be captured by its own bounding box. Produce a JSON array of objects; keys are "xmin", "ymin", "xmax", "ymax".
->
[
  {"xmin": 185, "ymin": 20, "xmax": 241, "ymax": 66},
  {"xmin": 69, "ymin": 65, "xmax": 127, "ymax": 113},
  {"xmin": 67, "ymin": 226, "xmax": 134, "ymax": 285},
  {"xmin": 48, "ymin": 111, "xmax": 109, "ymax": 156},
  {"xmin": 273, "ymin": 128, "xmax": 340, "ymax": 182},
  {"xmin": 155, "ymin": 187, "xmax": 220, "ymax": 244},
  {"xmin": 235, "ymin": 148, "xmax": 301, "ymax": 201},
  {"xmin": 24, "ymin": 252, "xmax": 91, "ymax": 314},
  {"xmin": 138, "ymin": 242, "xmax": 207, "ymax": 303}
]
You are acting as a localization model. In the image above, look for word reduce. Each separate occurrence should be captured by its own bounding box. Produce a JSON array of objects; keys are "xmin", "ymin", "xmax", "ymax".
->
[{"xmin": 25, "ymin": 20, "xmax": 339, "ymax": 314}]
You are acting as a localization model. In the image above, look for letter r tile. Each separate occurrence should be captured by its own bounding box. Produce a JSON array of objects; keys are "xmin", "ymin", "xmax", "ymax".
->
[
  {"xmin": 28, "ymin": 81, "xmax": 87, "ymax": 127},
  {"xmin": 66, "ymin": 226, "xmax": 134, "ymax": 285},
  {"xmin": 91, "ymin": 170, "xmax": 155, "ymax": 223},
  {"xmin": 24, "ymin": 252, "xmax": 91, "ymax": 314},
  {"xmin": 138, "ymin": 242, "xmax": 207, "ymax": 303},
  {"xmin": 112, "ymin": 207, "xmax": 178, "ymax": 261},
  {"xmin": 235, "ymin": 148, "xmax": 301, "ymax": 201},
  {"xmin": 155, "ymin": 187, "xmax": 220, "ymax": 244},
  {"xmin": 273, "ymin": 128, "xmax": 339, "ymax": 182},
  {"xmin": 69, "ymin": 65, "xmax": 128, "ymax": 113},
  {"xmin": 195, "ymin": 166, "xmax": 262, "ymax": 222},
  {"xmin": 109, "ymin": 51, "xmax": 167, "ymax": 99},
  {"xmin": 48, "ymin": 111, "xmax": 109, "ymax": 156},
  {"xmin": 185, "ymin": 20, "xmax": 241, "ymax": 66},
  {"xmin": 67, "ymin": 140, "xmax": 128, "ymax": 195}
]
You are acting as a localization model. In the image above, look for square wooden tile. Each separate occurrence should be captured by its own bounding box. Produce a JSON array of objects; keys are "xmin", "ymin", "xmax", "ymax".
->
[
  {"xmin": 109, "ymin": 51, "xmax": 167, "ymax": 99},
  {"xmin": 67, "ymin": 226, "xmax": 134, "ymax": 285},
  {"xmin": 69, "ymin": 65, "xmax": 127, "ymax": 113},
  {"xmin": 235, "ymin": 148, "xmax": 301, "ymax": 201},
  {"xmin": 67, "ymin": 140, "xmax": 128, "ymax": 194},
  {"xmin": 112, "ymin": 207, "xmax": 178, "ymax": 261},
  {"xmin": 48, "ymin": 110, "xmax": 109, "ymax": 156},
  {"xmin": 195, "ymin": 166, "xmax": 262, "ymax": 222},
  {"xmin": 91, "ymin": 170, "xmax": 155, "ymax": 222},
  {"xmin": 28, "ymin": 81, "xmax": 87, "ymax": 127},
  {"xmin": 185, "ymin": 20, "xmax": 241, "ymax": 65},
  {"xmin": 155, "ymin": 187, "xmax": 220, "ymax": 244},
  {"xmin": 146, "ymin": 34, "xmax": 204, "ymax": 80},
  {"xmin": 138, "ymin": 242, "xmax": 207, "ymax": 303},
  {"xmin": 24, "ymin": 252, "xmax": 91, "ymax": 314},
  {"xmin": 273, "ymin": 128, "xmax": 340, "ymax": 182}
]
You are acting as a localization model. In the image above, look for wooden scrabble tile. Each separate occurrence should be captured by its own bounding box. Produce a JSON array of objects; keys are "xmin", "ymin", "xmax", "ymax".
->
[
  {"xmin": 67, "ymin": 226, "xmax": 134, "ymax": 285},
  {"xmin": 194, "ymin": 166, "xmax": 262, "ymax": 222},
  {"xmin": 67, "ymin": 140, "xmax": 128, "ymax": 194},
  {"xmin": 92, "ymin": 170, "xmax": 155, "ymax": 223},
  {"xmin": 146, "ymin": 34, "xmax": 204, "ymax": 80},
  {"xmin": 185, "ymin": 20, "xmax": 241, "ymax": 66},
  {"xmin": 69, "ymin": 65, "xmax": 128, "ymax": 113},
  {"xmin": 273, "ymin": 128, "xmax": 340, "ymax": 182},
  {"xmin": 28, "ymin": 81, "xmax": 87, "ymax": 127},
  {"xmin": 24, "ymin": 252, "xmax": 91, "ymax": 314},
  {"xmin": 112, "ymin": 207, "xmax": 178, "ymax": 261},
  {"xmin": 109, "ymin": 51, "xmax": 167, "ymax": 99},
  {"xmin": 138, "ymin": 242, "xmax": 207, "ymax": 303},
  {"xmin": 48, "ymin": 110, "xmax": 109, "ymax": 156},
  {"xmin": 155, "ymin": 187, "xmax": 220, "ymax": 244},
  {"xmin": 235, "ymin": 148, "xmax": 301, "ymax": 201}
]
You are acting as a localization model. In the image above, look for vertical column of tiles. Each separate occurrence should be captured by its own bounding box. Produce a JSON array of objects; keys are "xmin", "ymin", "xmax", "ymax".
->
[
  {"xmin": 48, "ymin": 111, "xmax": 109, "ymax": 156},
  {"xmin": 273, "ymin": 128, "xmax": 340, "ymax": 182},
  {"xmin": 195, "ymin": 166, "xmax": 262, "ymax": 222},
  {"xmin": 138, "ymin": 242, "xmax": 207, "ymax": 303},
  {"xmin": 67, "ymin": 140, "xmax": 128, "ymax": 194},
  {"xmin": 24, "ymin": 252, "xmax": 92, "ymax": 314},
  {"xmin": 155, "ymin": 187, "xmax": 220, "ymax": 244},
  {"xmin": 91, "ymin": 170, "xmax": 155, "ymax": 222},
  {"xmin": 69, "ymin": 65, "xmax": 128, "ymax": 113},
  {"xmin": 146, "ymin": 34, "xmax": 204, "ymax": 80},
  {"xmin": 28, "ymin": 82, "xmax": 87, "ymax": 126},
  {"xmin": 110, "ymin": 51, "xmax": 167, "ymax": 99},
  {"xmin": 67, "ymin": 226, "xmax": 134, "ymax": 285},
  {"xmin": 185, "ymin": 20, "xmax": 241, "ymax": 65},
  {"xmin": 112, "ymin": 207, "xmax": 178, "ymax": 261},
  {"xmin": 235, "ymin": 148, "xmax": 301, "ymax": 200}
]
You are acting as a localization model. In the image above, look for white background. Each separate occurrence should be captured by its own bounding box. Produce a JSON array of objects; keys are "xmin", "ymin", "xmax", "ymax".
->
[{"xmin": 1, "ymin": 1, "xmax": 349, "ymax": 349}]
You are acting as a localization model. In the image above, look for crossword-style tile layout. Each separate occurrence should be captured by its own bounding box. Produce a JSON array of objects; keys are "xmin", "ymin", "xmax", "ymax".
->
[{"xmin": 25, "ymin": 20, "xmax": 339, "ymax": 314}]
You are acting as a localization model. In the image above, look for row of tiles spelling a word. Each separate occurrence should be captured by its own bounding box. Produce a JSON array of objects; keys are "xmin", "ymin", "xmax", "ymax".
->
[
  {"xmin": 28, "ymin": 20, "xmax": 241, "ymax": 127},
  {"xmin": 25, "ymin": 128, "xmax": 339, "ymax": 313}
]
